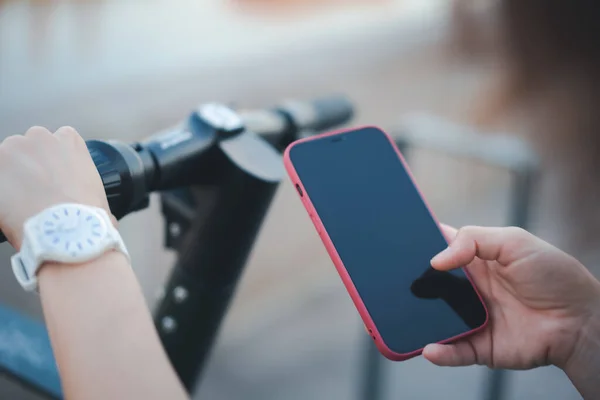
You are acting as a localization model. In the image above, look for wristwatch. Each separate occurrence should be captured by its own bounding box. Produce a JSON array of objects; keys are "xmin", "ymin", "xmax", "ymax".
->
[{"xmin": 11, "ymin": 203, "xmax": 130, "ymax": 292}]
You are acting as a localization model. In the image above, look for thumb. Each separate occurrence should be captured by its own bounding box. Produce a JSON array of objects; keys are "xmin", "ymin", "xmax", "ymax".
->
[
  {"xmin": 430, "ymin": 226, "xmax": 536, "ymax": 271},
  {"xmin": 423, "ymin": 342, "xmax": 480, "ymax": 367}
]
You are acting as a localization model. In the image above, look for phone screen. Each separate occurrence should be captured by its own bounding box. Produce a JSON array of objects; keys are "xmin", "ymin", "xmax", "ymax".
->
[{"xmin": 289, "ymin": 127, "xmax": 487, "ymax": 355}]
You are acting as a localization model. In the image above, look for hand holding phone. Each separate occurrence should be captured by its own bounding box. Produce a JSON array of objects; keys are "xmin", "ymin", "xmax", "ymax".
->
[
  {"xmin": 426, "ymin": 224, "xmax": 600, "ymax": 382},
  {"xmin": 284, "ymin": 126, "xmax": 488, "ymax": 361}
]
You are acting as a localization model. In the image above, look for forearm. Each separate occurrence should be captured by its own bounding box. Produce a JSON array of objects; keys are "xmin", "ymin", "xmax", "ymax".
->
[
  {"xmin": 38, "ymin": 251, "xmax": 188, "ymax": 400},
  {"xmin": 564, "ymin": 311, "xmax": 600, "ymax": 399}
]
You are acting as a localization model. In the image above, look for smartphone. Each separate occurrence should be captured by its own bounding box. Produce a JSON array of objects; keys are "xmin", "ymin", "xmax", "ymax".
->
[{"xmin": 284, "ymin": 126, "xmax": 488, "ymax": 361}]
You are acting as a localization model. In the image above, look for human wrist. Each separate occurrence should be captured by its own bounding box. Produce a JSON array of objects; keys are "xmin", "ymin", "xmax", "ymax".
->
[
  {"xmin": 38, "ymin": 250, "xmax": 130, "ymax": 287},
  {"xmin": 562, "ymin": 285, "xmax": 600, "ymax": 398},
  {"xmin": 109, "ymin": 213, "xmax": 118, "ymax": 229}
]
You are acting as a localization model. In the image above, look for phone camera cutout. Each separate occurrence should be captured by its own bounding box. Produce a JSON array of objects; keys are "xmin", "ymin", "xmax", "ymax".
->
[
  {"xmin": 331, "ymin": 136, "xmax": 345, "ymax": 143},
  {"xmin": 295, "ymin": 184, "xmax": 304, "ymax": 197}
]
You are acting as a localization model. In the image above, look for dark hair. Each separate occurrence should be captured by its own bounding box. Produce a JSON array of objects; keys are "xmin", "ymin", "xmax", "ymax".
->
[
  {"xmin": 452, "ymin": 0, "xmax": 600, "ymax": 255},
  {"xmin": 497, "ymin": 0, "xmax": 600, "ymax": 254},
  {"xmin": 500, "ymin": 0, "xmax": 600, "ymax": 106}
]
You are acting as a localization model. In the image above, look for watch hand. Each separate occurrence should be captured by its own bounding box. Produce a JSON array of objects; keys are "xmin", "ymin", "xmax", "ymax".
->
[{"xmin": 58, "ymin": 220, "xmax": 79, "ymax": 232}]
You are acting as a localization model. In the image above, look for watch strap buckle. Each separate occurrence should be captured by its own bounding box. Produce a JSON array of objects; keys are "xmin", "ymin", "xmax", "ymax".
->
[{"xmin": 11, "ymin": 253, "xmax": 38, "ymax": 293}]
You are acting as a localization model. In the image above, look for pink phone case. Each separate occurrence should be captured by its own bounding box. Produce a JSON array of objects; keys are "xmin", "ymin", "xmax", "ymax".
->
[{"xmin": 283, "ymin": 126, "xmax": 489, "ymax": 361}]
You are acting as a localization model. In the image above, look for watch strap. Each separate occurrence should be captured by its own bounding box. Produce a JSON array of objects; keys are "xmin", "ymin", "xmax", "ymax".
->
[{"xmin": 11, "ymin": 238, "xmax": 38, "ymax": 292}]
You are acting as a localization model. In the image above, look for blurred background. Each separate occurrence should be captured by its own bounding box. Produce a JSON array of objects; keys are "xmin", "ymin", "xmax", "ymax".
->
[{"xmin": 1, "ymin": 0, "xmax": 598, "ymax": 399}]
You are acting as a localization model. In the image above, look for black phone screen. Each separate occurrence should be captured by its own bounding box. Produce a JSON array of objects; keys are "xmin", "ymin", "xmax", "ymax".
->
[{"xmin": 289, "ymin": 127, "xmax": 487, "ymax": 355}]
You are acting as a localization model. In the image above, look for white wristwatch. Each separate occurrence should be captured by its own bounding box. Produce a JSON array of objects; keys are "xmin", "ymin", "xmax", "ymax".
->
[{"xmin": 11, "ymin": 203, "xmax": 130, "ymax": 292}]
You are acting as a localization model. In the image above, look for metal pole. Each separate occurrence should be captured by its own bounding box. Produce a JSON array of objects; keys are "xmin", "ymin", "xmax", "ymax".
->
[
  {"xmin": 484, "ymin": 167, "xmax": 536, "ymax": 400},
  {"xmin": 360, "ymin": 340, "xmax": 385, "ymax": 400},
  {"xmin": 154, "ymin": 144, "xmax": 283, "ymax": 392}
]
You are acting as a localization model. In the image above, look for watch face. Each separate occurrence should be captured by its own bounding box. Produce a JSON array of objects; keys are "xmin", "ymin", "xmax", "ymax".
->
[{"xmin": 39, "ymin": 205, "xmax": 108, "ymax": 257}]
